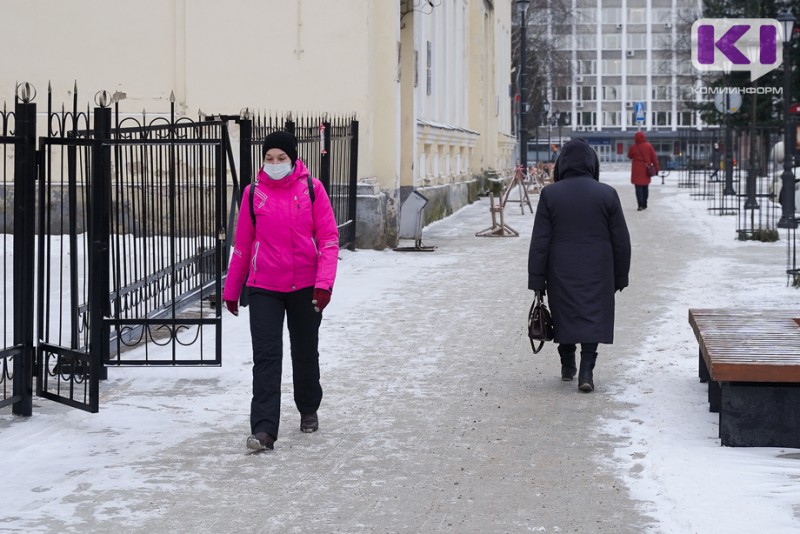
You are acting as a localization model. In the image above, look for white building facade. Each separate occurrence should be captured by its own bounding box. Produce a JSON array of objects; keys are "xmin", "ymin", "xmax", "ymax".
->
[
  {"xmin": 528, "ymin": 0, "xmax": 704, "ymax": 163},
  {"xmin": 0, "ymin": 0, "xmax": 514, "ymax": 249}
]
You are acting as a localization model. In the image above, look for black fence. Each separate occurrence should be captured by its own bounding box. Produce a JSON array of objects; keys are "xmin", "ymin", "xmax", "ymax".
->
[
  {"xmin": 1, "ymin": 85, "xmax": 359, "ymax": 415},
  {"xmin": 0, "ymin": 94, "xmax": 35, "ymax": 415},
  {"xmin": 674, "ymin": 125, "xmax": 782, "ymax": 240},
  {"xmin": 240, "ymin": 112, "xmax": 359, "ymax": 250}
]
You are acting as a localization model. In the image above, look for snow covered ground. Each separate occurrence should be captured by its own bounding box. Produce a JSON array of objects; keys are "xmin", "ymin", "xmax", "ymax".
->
[{"xmin": 1, "ymin": 166, "xmax": 800, "ymax": 533}]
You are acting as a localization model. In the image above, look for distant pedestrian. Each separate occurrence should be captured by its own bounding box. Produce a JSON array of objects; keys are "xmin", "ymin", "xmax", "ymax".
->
[
  {"xmin": 223, "ymin": 130, "xmax": 340, "ymax": 451},
  {"xmin": 709, "ymin": 142, "xmax": 721, "ymax": 180},
  {"xmin": 627, "ymin": 131, "xmax": 659, "ymax": 211},
  {"xmin": 528, "ymin": 139, "xmax": 631, "ymax": 392}
]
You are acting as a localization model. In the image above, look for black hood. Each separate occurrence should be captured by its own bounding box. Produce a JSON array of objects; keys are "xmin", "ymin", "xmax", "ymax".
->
[{"xmin": 552, "ymin": 139, "xmax": 600, "ymax": 182}]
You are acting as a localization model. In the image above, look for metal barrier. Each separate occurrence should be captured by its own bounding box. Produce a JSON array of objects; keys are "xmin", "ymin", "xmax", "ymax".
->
[{"xmin": 2, "ymin": 84, "xmax": 360, "ymax": 415}]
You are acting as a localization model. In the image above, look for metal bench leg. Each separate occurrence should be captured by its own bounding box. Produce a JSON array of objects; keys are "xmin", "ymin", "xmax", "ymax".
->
[{"xmin": 698, "ymin": 348, "xmax": 709, "ymax": 383}]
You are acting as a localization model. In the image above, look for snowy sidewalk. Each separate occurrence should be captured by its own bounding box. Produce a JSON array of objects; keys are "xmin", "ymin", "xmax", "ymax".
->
[{"xmin": 2, "ymin": 169, "xmax": 800, "ymax": 533}]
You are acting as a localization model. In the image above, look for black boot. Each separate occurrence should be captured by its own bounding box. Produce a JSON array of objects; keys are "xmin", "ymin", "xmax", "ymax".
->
[
  {"xmin": 557, "ymin": 345, "xmax": 577, "ymax": 381},
  {"xmin": 578, "ymin": 352, "xmax": 597, "ymax": 392}
]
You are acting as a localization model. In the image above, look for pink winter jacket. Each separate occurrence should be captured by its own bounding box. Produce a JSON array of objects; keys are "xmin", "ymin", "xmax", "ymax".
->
[{"xmin": 222, "ymin": 159, "xmax": 339, "ymax": 301}]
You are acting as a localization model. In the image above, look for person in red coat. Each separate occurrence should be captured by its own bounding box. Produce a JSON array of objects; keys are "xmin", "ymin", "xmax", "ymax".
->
[{"xmin": 627, "ymin": 131, "xmax": 659, "ymax": 211}]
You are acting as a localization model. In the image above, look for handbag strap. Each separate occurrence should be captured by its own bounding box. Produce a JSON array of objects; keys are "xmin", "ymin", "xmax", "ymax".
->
[
  {"xmin": 636, "ymin": 143, "xmax": 651, "ymax": 165},
  {"xmin": 530, "ymin": 337, "xmax": 545, "ymax": 354},
  {"xmin": 528, "ymin": 296, "xmax": 546, "ymax": 354}
]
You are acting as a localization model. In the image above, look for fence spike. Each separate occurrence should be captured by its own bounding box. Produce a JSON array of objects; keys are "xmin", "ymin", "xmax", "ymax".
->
[{"xmin": 170, "ymin": 90, "xmax": 175, "ymax": 103}]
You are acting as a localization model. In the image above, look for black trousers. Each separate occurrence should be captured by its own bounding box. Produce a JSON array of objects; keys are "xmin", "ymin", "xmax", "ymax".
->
[
  {"xmin": 558, "ymin": 343, "xmax": 599, "ymax": 355},
  {"xmin": 635, "ymin": 184, "xmax": 649, "ymax": 209},
  {"xmin": 248, "ymin": 286, "xmax": 323, "ymax": 439}
]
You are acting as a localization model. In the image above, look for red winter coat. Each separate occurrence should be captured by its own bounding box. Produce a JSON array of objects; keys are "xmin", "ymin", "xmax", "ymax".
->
[
  {"xmin": 222, "ymin": 159, "xmax": 339, "ymax": 300},
  {"xmin": 627, "ymin": 131, "xmax": 659, "ymax": 186}
]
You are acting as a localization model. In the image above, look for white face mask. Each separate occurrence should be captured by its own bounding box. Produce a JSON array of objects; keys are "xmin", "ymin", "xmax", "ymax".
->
[{"xmin": 263, "ymin": 162, "xmax": 293, "ymax": 180}]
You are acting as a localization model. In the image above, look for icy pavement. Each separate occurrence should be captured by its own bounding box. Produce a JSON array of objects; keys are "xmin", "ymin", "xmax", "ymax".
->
[{"xmin": 2, "ymin": 169, "xmax": 800, "ymax": 533}]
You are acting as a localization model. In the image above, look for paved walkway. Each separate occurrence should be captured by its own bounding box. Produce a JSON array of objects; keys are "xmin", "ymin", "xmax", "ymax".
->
[
  {"xmin": 4, "ymin": 167, "xmax": 799, "ymax": 533},
  {"xmin": 136, "ymin": 171, "xmax": 659, "ymax": 533}
]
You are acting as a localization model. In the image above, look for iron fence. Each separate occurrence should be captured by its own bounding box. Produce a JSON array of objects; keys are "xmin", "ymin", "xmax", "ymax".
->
[
  {"xmin": 675, "ymin": 125, "xmax": 782, "ymax": 239},
  {"xmin": 243, "ymin": 112, "xmax": 359, "ymax": 250},
  {"xmin": 0, "ymin": 101, "xmax": 32, "ymax": 414},
  {"xmin": 1, "ymin": 84, "xmax": 360, "ymax": 415}
]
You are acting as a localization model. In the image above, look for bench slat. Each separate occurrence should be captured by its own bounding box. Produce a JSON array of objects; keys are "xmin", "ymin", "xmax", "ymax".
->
[{"xmin": 689, "ymin": 308, "xmax": 800, "ymax": 382}]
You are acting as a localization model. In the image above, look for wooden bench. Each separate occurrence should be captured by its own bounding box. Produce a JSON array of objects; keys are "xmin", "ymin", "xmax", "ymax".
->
[{"xmin": 688, "ymin": 308, "xmax": 800, "ymax": 447}]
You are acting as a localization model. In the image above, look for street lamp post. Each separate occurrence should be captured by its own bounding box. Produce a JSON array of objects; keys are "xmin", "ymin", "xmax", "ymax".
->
[
  {"xmin": 552, "ymin": 111, "xmax": 560, "ymax": 161},
  {"xmin": 778, "ymin": 6, "xmax": 797, "ymax": 229},
  {"xmin": 517, "ymin": 0, "xmax": 530, "ymax": 171},
  {"xmin": 544, "ymin": 100, "xmax": 551, "ymax": 162}
]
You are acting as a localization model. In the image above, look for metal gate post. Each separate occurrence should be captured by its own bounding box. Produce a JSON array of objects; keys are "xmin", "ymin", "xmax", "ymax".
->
[
  {"xmin": 347, "ymin": 119, "xmax": 359, "ymax": 251},
  {"xmin": 88, "ymin": 103, "xmax": 112, "ymax": 398},
  {"xmin": 239, "ymin": 116, "xmax": 252, "ymax": 199},
  {"xmin": 11, "ymin": 91, "xmax": 36, "ymax": 417},
  {"xmin": 320, "ymin": 120, "xmax": 331, "ymax": 193},
  {"xmin": 232, "ymin": 115, "xmax": 252, "ymax": 308}
]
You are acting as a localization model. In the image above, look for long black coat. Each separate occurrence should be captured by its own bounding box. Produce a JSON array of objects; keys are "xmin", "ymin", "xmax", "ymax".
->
[{"xmin": 527, "ymin": 140, "xmax": 631, "ymax": 344}]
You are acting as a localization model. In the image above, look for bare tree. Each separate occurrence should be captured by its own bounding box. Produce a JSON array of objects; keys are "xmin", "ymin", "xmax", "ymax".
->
[{"xmin": 512, "ymin": 0, "xmax": 573, "ymax": 137}]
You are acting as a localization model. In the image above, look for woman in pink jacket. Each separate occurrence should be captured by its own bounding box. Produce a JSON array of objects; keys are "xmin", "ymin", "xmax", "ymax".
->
[{"xmin": 222, "ymin": 130, "xmax": 339, "ymax": 452}]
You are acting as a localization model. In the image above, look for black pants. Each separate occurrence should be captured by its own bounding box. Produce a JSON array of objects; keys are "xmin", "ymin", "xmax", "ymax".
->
[
  {"xmin": 635, "ymin": 184, "xmax": 649, "ymax": 209},
  {"xmin": 248, "ymin": 286, "xmax": 323, "ymax": 439},
  {"xmin": 558, "ymin": 343, "xmax": 599, "ymax": 355}
]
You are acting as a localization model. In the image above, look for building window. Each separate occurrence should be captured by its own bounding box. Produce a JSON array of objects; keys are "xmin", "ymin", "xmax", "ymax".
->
[
  {"xmin": 602, "ymin": 85, "xmax": 620, "ymax": 100},
  {"xmin": 655, "ymin": 60, "xmax": 673, "ymax": 75},
  {"xmin": 553, "ymin": 86, "xmax": 572, "ymax": 101},
  {"xmin": 652, "ymin": 8, "xmax": 675, "ymax": 25},
  {"xmin": 652, "ymin": 86, "xmax": 669, "ymax": 100},
  {"xmin": 628, "ymin": 86, "xmax": 646, "ymax": 100},
  {"xmin": 578, "ymin": 111, "xmax": 596, "ymax": 127},
  {"xmin": 678, "ymin": 111, "xmax": 695, "ymax": 127},
  {"xmin": 414, "ymin": 50, "xmax": 419, "ymax": 88},
  {"xmin": 576, "ymin": 33, "xmax": 597, "ymax": 49},
  {"xmin": 627, "ymin": 60, "xmax": 648, "ymax": 75},
  {"xmin": 627, "ymin": 33, "xmax": 647, "ymax": 49},
  {"xmin": 602, "ymin": 34, "xmax": 622, "ymax": 49},
  {"xmin": 603, "ymin": 111, "xmax": 621, "ymax": 126},
  {"xmin": 426, "ymin": 41, "xmax": 432, "ymax": 96},
  {"xmin": 575, "ymin": 7, "xmax": 597, "ymax": 23},
  {"xmin": 628, "ymin": 8, "xmax": 646, "ymax": 24},
  {"xmin": 577, "ymin": 59, "xmax": 596, "ymax": 75},
  {"xmin": 653, "ymin": 111, "xmax": 669, "ymax": 126},
  {"xmin": 580, "ymin": 86, "xmax": 596, "ymax": 100},
  {"xmin": 602, "ymin": 59, "xmax": 622, "ymax": 75},
  {"xmin": 600, "ymin": 8, "xmax": 622, "ymax": 24}
]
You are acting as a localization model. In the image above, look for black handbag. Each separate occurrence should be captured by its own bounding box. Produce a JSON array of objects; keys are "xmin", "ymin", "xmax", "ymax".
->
[{"xmin": 527, "ymin": 294, "xmax": 554, "ymax": 354}]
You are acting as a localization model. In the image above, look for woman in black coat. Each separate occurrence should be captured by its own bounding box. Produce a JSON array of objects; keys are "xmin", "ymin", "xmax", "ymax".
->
[{"xmin": 527, "ymin": 139, "xmax": 631, "ymax": 392}]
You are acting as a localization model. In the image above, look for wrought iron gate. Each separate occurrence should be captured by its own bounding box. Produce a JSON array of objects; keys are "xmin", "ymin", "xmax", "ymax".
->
[
  {"xmin": 2, "ymin": 85, "xmax": 360, "ymax": 415},
  {"xmin": 0, "ymin": 92, "xmax": 36, "ymax": 416},
  {"xmin": 33, "ymin": 91, "xmax": 227, "ymax": 413}
]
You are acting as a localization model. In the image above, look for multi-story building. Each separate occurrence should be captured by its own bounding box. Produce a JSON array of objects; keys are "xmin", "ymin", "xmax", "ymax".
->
[{"xmin": 526, "ymin": 0, "xmax": 704, "ymax": 163}]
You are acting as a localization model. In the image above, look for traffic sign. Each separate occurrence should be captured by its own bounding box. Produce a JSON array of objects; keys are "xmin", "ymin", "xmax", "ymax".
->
[{"xmin": 634, "ymin": 102, "xmax": 645, "ymax": 122}]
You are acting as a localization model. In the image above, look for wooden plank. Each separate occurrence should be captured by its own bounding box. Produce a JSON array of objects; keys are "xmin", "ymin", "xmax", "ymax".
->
[{"xmin": 688, "ymin": 308, "xmax": 800, "ymax": 383}]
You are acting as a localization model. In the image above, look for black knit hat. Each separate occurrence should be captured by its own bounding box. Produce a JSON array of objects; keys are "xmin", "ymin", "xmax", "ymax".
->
[{"xmin": 262, "ymin": 130, "xmax": 298, "ymax": 165}]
